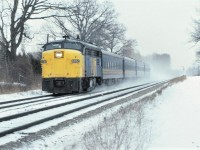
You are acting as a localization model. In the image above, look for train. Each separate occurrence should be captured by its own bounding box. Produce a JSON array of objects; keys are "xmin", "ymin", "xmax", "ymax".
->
[{"xmin": 41, "ymin": 37, "xmax": 150, "ymax": 94}]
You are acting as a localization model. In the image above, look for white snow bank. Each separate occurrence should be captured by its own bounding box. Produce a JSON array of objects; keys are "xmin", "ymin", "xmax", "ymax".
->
[{"xmin": 147, "ymin": 76, "xmax": 200, "ymax": 149}]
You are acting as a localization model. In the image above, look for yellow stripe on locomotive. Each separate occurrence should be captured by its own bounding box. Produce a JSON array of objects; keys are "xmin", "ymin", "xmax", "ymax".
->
[{"xmin": 41, "ymin": 49, "xmax": 84, "ymax": 78}]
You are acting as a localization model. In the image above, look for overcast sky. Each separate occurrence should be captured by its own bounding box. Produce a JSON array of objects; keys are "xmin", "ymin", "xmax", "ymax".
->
[{"xmin": 111, "ymin": 0, "xmax": 199, "ymax": 69}]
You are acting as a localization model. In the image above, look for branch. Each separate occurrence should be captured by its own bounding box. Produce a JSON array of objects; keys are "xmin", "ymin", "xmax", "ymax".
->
[
  {"xmin": 30, "ymin": 15, "xmax": 70, "ymax": 19},
  {"xmin": 0, "ymin": 12, "xmax": 8, "ymax": 44}
]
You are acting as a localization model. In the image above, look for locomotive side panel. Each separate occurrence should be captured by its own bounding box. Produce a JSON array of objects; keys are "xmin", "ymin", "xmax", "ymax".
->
[{"xmin": 84, "ymin": 49, "xmax": 102, "ymax": 78}]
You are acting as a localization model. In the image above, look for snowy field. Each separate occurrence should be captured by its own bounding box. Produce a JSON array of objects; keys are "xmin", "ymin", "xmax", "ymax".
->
[
  {"xmin": 147, "ymin": 76, "xmax": 200, "ymax": 149},
  {"xmin": 1, "ymin": 76, "xmax": 200, "ymax": 150}
]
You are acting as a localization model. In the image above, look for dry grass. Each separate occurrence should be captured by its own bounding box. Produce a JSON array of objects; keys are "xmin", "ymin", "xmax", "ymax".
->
[
  {"xmin": 83, "ymin": 108, "xmax": 133, "ymax": 150},
  {"xmin": 0, "ymin": 75, "xmax": 41, "ymax": 94},
  {"xmin": 0, "ymin": 83, "xmax": 27, "ymax": 94},
  {"xmin": 168, "ymin": 75, "xmax": 186, "ymax": 85}
]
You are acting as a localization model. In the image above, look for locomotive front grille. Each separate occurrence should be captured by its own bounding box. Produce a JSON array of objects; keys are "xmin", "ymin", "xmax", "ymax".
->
[
  {"xmin": 54, "ymin": 80, "xmax": 65, "ymax": 87},
  {"xmin": 42, "ymin": 78, "xmax": 81, "ymax": 93}
]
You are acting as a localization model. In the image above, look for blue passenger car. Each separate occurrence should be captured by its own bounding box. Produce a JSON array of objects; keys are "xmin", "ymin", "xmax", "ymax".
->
[
  {"xmin": 144, "ymin": 63, "xmax": 151, "ymax": 76},
  {"xmin": 124, "ymin": 57, "xmax": 137, "ymax": 78},
  {"xmin": 102, "ymin": 50, "xmax": 123, "ymax": 80},
  {"xmin": 136, "ymin": 60, "xmax": 145, "ymax": 77}
]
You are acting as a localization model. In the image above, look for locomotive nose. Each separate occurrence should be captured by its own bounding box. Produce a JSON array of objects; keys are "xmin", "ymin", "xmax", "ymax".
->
[
  {"xmin": 41, "ymin": 49, "xmax": 84, "ymax": 93},
  {"xmin": 41, "ymin": 49, "xmax": 84, "ymax": 78}
]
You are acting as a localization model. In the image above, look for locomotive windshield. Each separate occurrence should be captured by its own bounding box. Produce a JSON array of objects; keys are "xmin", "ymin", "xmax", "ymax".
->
[
  {"xmin": 45, "ymin": 43, "xmax": 62, "ymax": 50},
  {"xmin": 43, "ymin": 41, "xmax": 82, "ymax": 52},
  {"xmin": 63, "ymin": 42, "xmax": 82, "ymax": 50}
]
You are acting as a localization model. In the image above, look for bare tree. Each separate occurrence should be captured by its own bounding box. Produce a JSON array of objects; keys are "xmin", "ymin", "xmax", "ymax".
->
[
  {"xmin": 44, "ymin": 0, "xmax": 138, "ymax": 56},
  {"xmin": 192, "ymin": 19, "xmax": 200, "ymax": 43},
  {"xmin": 51, "ymin": 0, "xmax": 126, "ymax": 52},
  {"xmin": 55, "ymin": 0, "xmax": 117, "ymax": 41},
  {"xmin": 0, "ymin": 0, "xmax": 68, "ymax": 60},
  {"xmin": 116, "ymin": 39, "xmax": 137, "ymax": 58},
  {"xmin": 103, "ymin": 23, "xmax": 126, "ymax": 53},
  {"xmin": 194, "ymin": 51, "xmax": 200, "ymax": 75}
]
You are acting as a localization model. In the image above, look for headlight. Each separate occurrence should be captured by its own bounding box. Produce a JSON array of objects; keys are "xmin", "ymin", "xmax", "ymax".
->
[{"xmin": 54, "ymin": 51, "xmax": 64, "ymax": 58}]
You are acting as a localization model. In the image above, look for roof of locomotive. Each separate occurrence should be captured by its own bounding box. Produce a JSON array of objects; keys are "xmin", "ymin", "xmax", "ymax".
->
[
  {"xmin": 43, "ymin": 39, "xmax": 149, "ymax": 66},
  {"xmin": 43, "ymin": 39, "xmax": 101, "ymax": 51}
]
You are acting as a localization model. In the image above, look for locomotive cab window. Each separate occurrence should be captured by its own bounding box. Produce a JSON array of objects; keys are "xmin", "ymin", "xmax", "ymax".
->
[
  {"xmin": 43, "ymin": 41, "xmax": 83, "ymax": 52},
  {"xmin": 64, "ymin": 42, "xmax": 82, "ymax": 51},
  {"xmin": 45, "ymin": 43, "xmax": 62, "ymax": 51}
]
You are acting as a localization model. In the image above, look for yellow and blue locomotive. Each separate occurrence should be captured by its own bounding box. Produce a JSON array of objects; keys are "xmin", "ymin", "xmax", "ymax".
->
[
  {"xmin": 41, "ymin": 38, "xmax": 102, "ymax": 94},
  {"xmin": 41, "ymin": 37, "xmax": 150, "ymax": 94}
]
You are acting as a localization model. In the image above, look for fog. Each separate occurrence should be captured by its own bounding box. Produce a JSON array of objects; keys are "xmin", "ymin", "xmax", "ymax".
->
[{"xmin": 111, "ymin": 0, "xmax": 199, "ymax": 69}]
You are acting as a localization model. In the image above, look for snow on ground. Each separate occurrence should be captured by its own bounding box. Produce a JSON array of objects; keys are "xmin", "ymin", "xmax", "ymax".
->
[
  {"xmin": 0, "ymin": 72, "xmax": 173, "ymax": 102},
  {"xmin": 146, "ymin": 76, "xmax": 200, "ymax": 149},
  {"xmin": 0, "ymin": 77, "xmax": 154, "ymax": 103},
  {"xmin": 2, "ymin": 75, "xmax": 197, "ymax": 150},
  {"xmin": 0, "ymin": 80, "xmax": 159, "ymax": 148},
  {"xmin": 0, "ymin": 90, "xmax": 48, "ymax": 102}
]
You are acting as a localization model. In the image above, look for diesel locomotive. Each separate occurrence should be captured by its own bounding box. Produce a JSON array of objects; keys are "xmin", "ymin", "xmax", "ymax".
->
[{"xmin": 41, "ymin": 37, "xmax": 150, "ymax": 94}]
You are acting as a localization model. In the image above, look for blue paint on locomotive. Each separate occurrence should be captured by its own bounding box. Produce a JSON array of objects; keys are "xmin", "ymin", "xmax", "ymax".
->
[{"xmin": 84, "ymin": 49, "xmax": 102, "ymax": 77}]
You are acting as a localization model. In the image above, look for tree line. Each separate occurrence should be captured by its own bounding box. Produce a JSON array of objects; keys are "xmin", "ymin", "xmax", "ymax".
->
[{"xmin": 0, "ymin": 0, "xmax": 139, "ymax": 87}]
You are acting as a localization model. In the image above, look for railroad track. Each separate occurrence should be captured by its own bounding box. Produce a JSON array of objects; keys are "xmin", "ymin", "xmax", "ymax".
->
[
  {"xmin": 0, "ymin": 82, "xmax": 152, "ymax": 111},
  {"xmin": 0, "ymin": 81, "xmax": 167, "ymax": 138},
  {"xmin": 0, "ymin": 95, "xmax": 52, "ymax": 105}
]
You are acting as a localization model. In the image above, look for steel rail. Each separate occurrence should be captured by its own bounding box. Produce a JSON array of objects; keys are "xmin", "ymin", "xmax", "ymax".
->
[
  {"xmin": 0, "ymin": 82, "xmax": 154, "ymax": 109},
  {"xmin": 0, "ymin": 82, "xmax": 153, "ymax": 122},
  {"xmin": 0, "ymin": 95, "xmax": 55, "ymax": 105},
  {"xmin": 0, "ymin": 81, "xmax": 168, "ymax": 137},
  {"xmin": 0, "ymin": 95, "xmax": 62, "ymax": 109}
]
